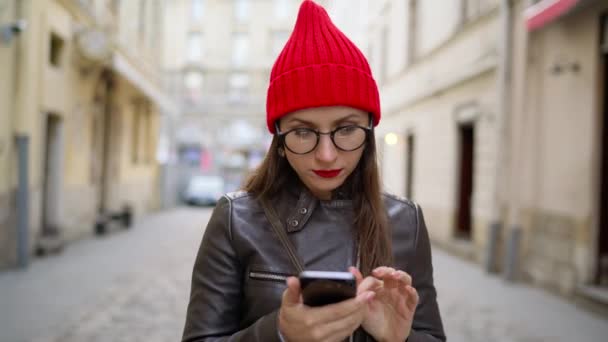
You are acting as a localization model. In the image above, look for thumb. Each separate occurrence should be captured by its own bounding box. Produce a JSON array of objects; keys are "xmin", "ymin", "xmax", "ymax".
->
[
  {"xmin": 282, "ymin": 276, "xmax": 302, "ymax": 306},
  {"xmin": 349, "ymin": 266, "xmax": 364, "ymax": 286}
]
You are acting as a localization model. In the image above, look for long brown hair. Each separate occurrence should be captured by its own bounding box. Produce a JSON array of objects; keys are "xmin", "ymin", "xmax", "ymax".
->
[{"xmin": 244, "ymin": 129, "xmax": 393, "ymax": 276}]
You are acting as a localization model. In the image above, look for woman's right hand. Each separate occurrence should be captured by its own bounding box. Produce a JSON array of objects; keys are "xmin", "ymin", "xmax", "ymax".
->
[{"xmin": 278, "ymin": 276, "xmax": 375, "ymax": 342}]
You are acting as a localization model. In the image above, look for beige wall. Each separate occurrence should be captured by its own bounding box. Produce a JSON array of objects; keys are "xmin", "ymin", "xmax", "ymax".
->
[
  {"xmin": 508, "ymin": 1, "xmax": 608, "ymax": 294},
  {"xmin": 374, "ymin": 0, "xmax": 608, "ymax": 296},
  {"xmin": 380, "ymin": 10, "xmax": 500, "ymax": 115},
  {"xmin": 379, "ymin": 72, "xmax": 498, "ymax": 252},
  {"xmin": 0, "ymin": 0, "xmax": 166, "ymax": 268},
  {"xmin": 370, "ymin": 0, "xmax": 501, "ymax": 259}
]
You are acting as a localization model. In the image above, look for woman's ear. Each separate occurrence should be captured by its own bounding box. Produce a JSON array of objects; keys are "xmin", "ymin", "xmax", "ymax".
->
[{"xmin": 278, "ymin": 147, "xmax": 285, "ymax": 157}]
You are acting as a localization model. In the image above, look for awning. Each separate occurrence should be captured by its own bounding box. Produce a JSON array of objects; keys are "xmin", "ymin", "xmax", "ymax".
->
[
  {"xmin": 112, "ymin": 53, "xmax": 178, "ymax": 115},
  {"xmin": 524, "ymin": 0, "xmax": 580, "ymax": 31}
]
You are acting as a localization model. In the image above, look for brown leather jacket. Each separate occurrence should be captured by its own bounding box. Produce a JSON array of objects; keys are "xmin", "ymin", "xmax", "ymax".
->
[{"xmin": 182, "ymin": 185, "xmax": 446, "ymax": 342}]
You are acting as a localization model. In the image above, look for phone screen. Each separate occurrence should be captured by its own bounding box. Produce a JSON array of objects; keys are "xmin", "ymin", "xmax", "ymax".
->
[{"xmin": 299, "ymin": 271, "xmax": 356, "ymax": 307}]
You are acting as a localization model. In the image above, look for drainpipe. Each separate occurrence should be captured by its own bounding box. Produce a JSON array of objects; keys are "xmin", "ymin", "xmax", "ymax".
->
[
  {"xmin": 95, "ymin": 69, "xmax": 114, "ymax": 234},
  {"xmin": 13, "ymin": 0, "xmax": 31, "ymax": 268},
  {"xmin": 484, "ymin": 0, "xmax": 514, "ymax": 274},
  {"xmin": 15, "ymin": 135, "xmax": 29, "ymax": 268},
  {"xmin": 99, "ymin": 70, "xmax": 113, "ymax": 215},
  {"xmin": 503, "ymin": 0, "xmax": 531, "ymax": 282}
]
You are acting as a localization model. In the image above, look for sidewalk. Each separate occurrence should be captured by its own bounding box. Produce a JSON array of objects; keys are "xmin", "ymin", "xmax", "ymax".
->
[
  {"xmin": 434, "ymin": 248, "xmax": 608, "ymax": 342},
  {"xmin": 0, "ymin": 208, "xmax": 211, "ymax": 342},
  {"xmin": 0, "ymin": 207, "xmax": 606, "ymax": 342}
]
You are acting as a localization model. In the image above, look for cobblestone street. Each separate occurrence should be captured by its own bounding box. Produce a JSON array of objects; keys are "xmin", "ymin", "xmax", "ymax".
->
[{"xmin": 1, "ymin": 207, "xmax": 607, "ymax": 342}]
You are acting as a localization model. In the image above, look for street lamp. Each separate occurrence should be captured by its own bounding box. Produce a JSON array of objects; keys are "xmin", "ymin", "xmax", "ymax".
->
[{"xmin": 384, "ymin": 132, "xmax": 398, "ymax": 146}]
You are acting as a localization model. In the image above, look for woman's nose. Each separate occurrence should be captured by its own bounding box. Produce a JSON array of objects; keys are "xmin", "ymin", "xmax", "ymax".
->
[{"xmin": 315, "ymin": 134, "xmax": 338, "ymax": 163}]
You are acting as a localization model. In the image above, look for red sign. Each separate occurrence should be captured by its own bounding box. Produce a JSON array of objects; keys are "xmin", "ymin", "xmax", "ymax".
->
[{"xmin": 525, "ymin": 0, "xmax": 580, "ymax": 31}]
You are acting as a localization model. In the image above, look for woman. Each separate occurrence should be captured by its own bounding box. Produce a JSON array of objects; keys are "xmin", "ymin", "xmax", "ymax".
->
[{"xmin": 182, "ymin": 1, "xmax": 445, "ymax": 341}]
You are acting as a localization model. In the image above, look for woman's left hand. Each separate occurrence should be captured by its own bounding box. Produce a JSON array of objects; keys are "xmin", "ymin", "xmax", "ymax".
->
[{"xmin": 350, "ymin": 266, "xmax": 419, "ymax": 342}]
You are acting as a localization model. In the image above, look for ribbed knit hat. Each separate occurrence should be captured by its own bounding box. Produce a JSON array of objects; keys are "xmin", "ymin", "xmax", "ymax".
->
[{"xmin": 266, "ymin": 0, "xmax": 380, "ymax": 133}]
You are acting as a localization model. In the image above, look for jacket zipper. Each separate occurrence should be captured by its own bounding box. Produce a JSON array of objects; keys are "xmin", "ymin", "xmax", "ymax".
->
[{"xmin": 249, "ymin": 271, "xmax": 289, "ymax": 283}]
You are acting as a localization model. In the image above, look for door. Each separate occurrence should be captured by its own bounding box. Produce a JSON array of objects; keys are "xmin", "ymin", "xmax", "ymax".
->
[
  {"xmin": 405, "ymin": 134, "xmax": 415, "ymax": 199},
  {"xmin": 41, "ymin": 114, "xmax": 63, "ymax": 236},
  {"xmin": 456, "ymin": 123, "xmax": 474, "ymax": 239}
]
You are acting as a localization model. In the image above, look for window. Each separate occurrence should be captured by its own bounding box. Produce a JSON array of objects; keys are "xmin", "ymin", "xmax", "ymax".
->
[
  {"xmin": 138, "ymin": 0, "xmax": 147, "ymax": 42},
  {"xmin": 406, "ymin": 0, "xmax": 417, "ymax": 65},
  {"xmin": 463, "ymin": 0, "xmax": 495, "ymax": 22},
  {"xmin": 232, "ymin": 33, "xmax": 249, "ymax": 68},
  {"xmin": 274, "ymin": 0, "xmax": 290, "ymax": 19},
  {"xmin": 132, "ymin": 101, "xmax": 141, "ymax": 164},
  {"xmin": 191, "ymin": 0, "xmax": 204, "ymax": 21},
  {"xmin": 228, "ymin": 73, "xmax": 250, "ymax": 103},
  {"xmin": 49, "ymin": 32, "xmax": 65, "ymax": 67},
  {"xmin": 271, "ymin": 31, "xmax": 290, "ymax": 57},
  {"xmin": 187, "ymin": 33, "xmax": 203, "ymax": 62},
  {"xmin": 234, "ymin": 0, "xmax": 250, "ymax": 23},
  {"xmin": 131, "ymin": 100, "xmax": 154, "ymax": 164},
  {"xmin": 184, "ymin": 71, "xmax": 204, "ymax": 102},
  {"xmin": 145, "ymin": 108, "xmax": 153, "ymax": 164},
  {"xmin": 110, "ymin": 0, "xmax": 120, "ymax": 14},
  {"xmin": 380, "ymin": 25, "xmax": 389, "ymax": 83}
]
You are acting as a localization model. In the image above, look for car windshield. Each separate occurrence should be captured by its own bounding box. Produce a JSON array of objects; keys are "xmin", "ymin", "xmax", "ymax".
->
[{"xmin": 189, "ymin": 176, "xmax": 224, "ymax": 193}]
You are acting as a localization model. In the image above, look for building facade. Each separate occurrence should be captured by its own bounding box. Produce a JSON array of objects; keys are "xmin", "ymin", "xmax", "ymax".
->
[
  {"xmin": 369, "ymin": 0, "xmax": 503, "ymax": 262},
  {"xmin": 367, "ymin": 0, "xmax": 608, "ymax": 302},
  {"xmin": 0, "ymin": 0, "xmax": 173, "ymax": 269},
  {"xmin": 161, "ymin": 0, "xmax": 303, "ymax": 198},
  {"xmin": 506, "ymin": 0, "xmax": 608, "ymax": 299}
]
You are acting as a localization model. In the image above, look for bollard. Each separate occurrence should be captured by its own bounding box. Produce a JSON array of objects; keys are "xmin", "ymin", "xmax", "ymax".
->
[
  {"xmin": 504, "ymin": 226, "xmax": 522, "ymax": 282},
  {"xmin": 122, "ymin": 204, "xmax": 132, "ymax": 228},
  {"xmin": 484, "ymin": 221, "xmax": 501, "ymax": 273}
]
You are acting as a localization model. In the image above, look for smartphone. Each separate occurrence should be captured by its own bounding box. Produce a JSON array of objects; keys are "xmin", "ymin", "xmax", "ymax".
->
[{"xmin": 299, "ymin": 270, "xmax": 357, "ymax": 307}]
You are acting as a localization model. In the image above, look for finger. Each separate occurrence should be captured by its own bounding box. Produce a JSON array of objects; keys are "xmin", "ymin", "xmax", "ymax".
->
[
  {"xmin": 372, "ymin": 266, "xmax": 396, "ymax": 278},
  {"xmin": 282, "ymin": 277, "xmax": 301, "ymax": 306},
  {"xmin": 306, "ymin": 290, "xmax": 374, "ymax": 325},
  {"xmin": 308, "ymin": 295, "xmax": 369, "ymax": 342},
  {"xmin": 348, "ymin": 266, "xmax": 363, "ymax": 286},
  {"xmin": 405, "ymin": 285, "xmax": 419, "ymax": 311},
  {"xmin": 317, "ymin": 305, "xmax": 367, "ymax": 342},
  {"xmin": 372, "ymin": 267, "xmax": 399, "ymax": 289},
  {"xmin": 392, "ymin": 270, "xmax": 413, "ymax": 287},
  {"xmin": 357, "ymin": 276, "xmax": 383, "ymax": 294}
]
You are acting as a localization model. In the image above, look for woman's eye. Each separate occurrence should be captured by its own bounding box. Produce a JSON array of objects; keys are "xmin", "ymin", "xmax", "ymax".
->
[
  {"xmin": 336, "ymin": 126, "xmax": 358, "ymax": 135},
  {"xmin": 294, "ymin": 129, "xmax": 314, "ymax": 138}
]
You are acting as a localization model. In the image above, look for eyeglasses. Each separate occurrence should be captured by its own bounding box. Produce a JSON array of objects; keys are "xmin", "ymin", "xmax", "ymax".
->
[{"xmin": 276, "ymin": 122, "xmax": 372, "ymax": 155}]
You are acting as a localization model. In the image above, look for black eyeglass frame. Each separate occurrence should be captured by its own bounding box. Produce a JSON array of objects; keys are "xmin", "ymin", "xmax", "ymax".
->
[{"xmin": 275, "ymin": 117, "xmax": 374, "ymax": 155}]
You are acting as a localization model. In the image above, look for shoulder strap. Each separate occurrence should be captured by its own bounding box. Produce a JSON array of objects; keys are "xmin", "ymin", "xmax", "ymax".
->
[{"xmin": 260, "ymin": 197, "xmax": 305, "ymax": 274}]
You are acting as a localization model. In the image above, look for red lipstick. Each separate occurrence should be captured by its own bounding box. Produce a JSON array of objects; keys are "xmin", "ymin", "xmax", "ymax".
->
[{"xmin": 313, "ymin": 169, "xmax": 342, "ymax": 178}]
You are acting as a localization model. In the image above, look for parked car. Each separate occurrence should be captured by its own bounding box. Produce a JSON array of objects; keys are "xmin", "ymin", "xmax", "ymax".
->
[{"xmin": 183, "ymin": 175, "xmax": 225, "ymax": 207}]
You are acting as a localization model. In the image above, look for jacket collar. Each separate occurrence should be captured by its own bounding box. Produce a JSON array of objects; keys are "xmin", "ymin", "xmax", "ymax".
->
[
  {"xmin": 273, "ymin": 181, "xmax": 315, "ymax": 233},
  {"xmin": 276, "ymin": 181, "xmax": 353, "ymax": 233}
]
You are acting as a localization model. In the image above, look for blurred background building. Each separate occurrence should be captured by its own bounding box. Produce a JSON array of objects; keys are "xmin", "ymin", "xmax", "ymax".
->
[
  {"xmin": 161, "ymin": 0, "xmax": 308, "ymax": 205},
  {"xmin": 369, "ymin": 0, "xmax": 608, "ymax": 303},
  {"xmin": 1, "ymin": 0, "xmax": 607, "ymax": 308},
  {"xmin": 0, "ymin": 0, "xmax": 175, "ymax": 268}
]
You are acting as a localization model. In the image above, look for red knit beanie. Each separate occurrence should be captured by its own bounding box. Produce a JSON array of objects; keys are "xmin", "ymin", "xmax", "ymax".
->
[{"xmin": 266, "ymin": 0, "xmax": 380, "ymax": 133}]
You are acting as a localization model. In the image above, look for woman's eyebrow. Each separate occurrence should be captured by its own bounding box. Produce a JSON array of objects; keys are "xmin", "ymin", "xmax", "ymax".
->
[
  {"xmin": 284, "ymin": 118, "xmax": 314, "ymax": 126},
  {"xmin": 331, "ymin": 114, "xmax": 363, "ymax": 124},
  {"xmin": 285, "ymin": 114, "xmax": 364, "ymax": 126}
]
